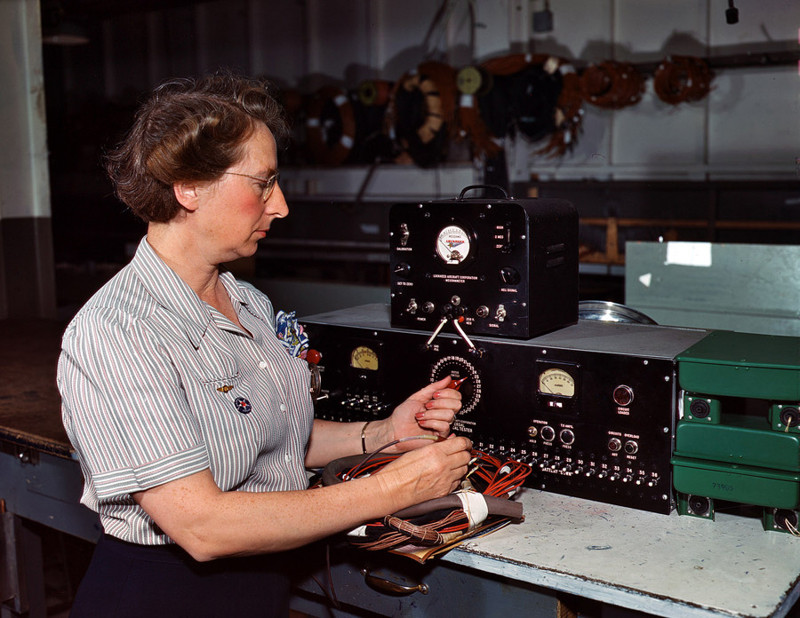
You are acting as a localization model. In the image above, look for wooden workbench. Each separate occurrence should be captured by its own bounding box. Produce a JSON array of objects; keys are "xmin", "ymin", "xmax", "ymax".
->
[{"xmin": 0, "ymin": 319, "xmax": 72, "ymax": 457}]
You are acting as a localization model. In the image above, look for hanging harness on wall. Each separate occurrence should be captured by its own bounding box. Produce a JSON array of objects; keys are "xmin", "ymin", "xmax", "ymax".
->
[
  {"xmin": 476, "ymin": 53, "xmax": 583, "ymax": 158},
  {"xmin": 320, "ymin": 446, "xmax": 527, "ymax": 553},
  {"xmin": 357, "ymin": 79, "xmax": 393, "ymax": 107},
  {"xmin": 537, "ymin": 57, "xmax": 584, "ymax": 158},
  {"xmin": 277, "ymin": 87, "xmax": 307, "ymax": 166},
  {"xmin": 385, "ymin": 61, "xmax": 458, "ymax": 168},
  {"xmin": 455, "ymin": 64, "xmax": 503, "ymax": 159},
  {"xmin": 580, "ymin": 60, "xmax": 645, "ymax": 109},
  {"xmin": 347, "ymin": 79, "xmax": 395, "ymax": 165},
  {"xmin": 305, "ymin": 86, "xmax": 357, "ymax": 165},
  {"xmin": 653, "ymin": 56, "xmax": 714, "ymax": 105},
  {"xmin": 478, "ymin": 53, "xmax": 556, "ymax": 142}
]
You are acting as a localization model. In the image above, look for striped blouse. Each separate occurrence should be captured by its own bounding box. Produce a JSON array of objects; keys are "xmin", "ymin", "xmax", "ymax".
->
[{"xmin": 57, "ymin": 237, "xmax": 314, "ymax": 545}]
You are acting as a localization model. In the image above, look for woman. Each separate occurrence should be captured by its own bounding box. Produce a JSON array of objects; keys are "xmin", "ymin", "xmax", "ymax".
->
[{"xmin": 57, "ymin": 73, "xmax": 472, "ymax": 617}]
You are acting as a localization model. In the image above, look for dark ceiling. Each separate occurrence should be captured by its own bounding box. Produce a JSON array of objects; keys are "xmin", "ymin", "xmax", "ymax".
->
[{"xmin": 45, "ymin": 0, "xmax": 207, "ymax": 21}]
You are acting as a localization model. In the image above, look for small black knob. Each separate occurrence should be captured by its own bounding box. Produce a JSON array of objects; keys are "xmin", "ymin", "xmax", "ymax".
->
[
  {"xmin": 394, "ymin": 262, "xmax": 411, "ymax": 278},
  {"xmin": 499, "ymin": 267, "xmax": 520, "ymax": 285}
]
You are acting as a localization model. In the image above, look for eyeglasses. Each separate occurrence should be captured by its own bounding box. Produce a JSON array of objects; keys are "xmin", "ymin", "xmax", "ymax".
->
[{"xmin": 223, "ymin": 171, "xmax": 280, "ymax": 203}]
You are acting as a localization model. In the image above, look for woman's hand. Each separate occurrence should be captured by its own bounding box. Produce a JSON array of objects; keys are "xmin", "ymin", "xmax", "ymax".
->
[
  {"xmin": 373, "ymin": 435, "xmax": 474, "ymax": 508},
  {"xmin": 373, "ymin": 376, "xmax": 462, "ymax": 452}
]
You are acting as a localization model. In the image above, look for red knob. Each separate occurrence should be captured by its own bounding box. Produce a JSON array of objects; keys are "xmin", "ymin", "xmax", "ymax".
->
[
  {"xmin": 448, "ymin": 376, "xmax": 468, "ymax": 390},
  {"xmin": 306, "ymin": 349, "xmax": 322, "ymax": 365}
]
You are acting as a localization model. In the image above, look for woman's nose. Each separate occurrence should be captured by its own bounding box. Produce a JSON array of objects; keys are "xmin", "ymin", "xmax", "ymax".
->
[{"xmin": 267, "ymin": 183, "xmax": 289, "ymax": 218}]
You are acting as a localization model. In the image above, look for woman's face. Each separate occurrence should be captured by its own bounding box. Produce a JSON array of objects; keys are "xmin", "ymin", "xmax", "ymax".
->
[{"xmin": 193, "ymin": 124, "xmax": 288, "ymax": 263}]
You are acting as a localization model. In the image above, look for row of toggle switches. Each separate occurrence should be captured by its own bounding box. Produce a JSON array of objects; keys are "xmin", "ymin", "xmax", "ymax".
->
[
  {"xmin": 405, "ymin": 296, "xmax": 508, "ymax": 322},
  {"xmin": 474, "ymin": 440, "xmax": 661, "ymax": 488}
]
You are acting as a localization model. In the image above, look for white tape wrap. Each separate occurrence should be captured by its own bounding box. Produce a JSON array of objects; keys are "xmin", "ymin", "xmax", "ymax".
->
[
  {"xmin": 347, "ymin": 524, "xmax": 368, "ymax": 538},
  {"xmin": 456, "ymin": 490, "xmax": 489, "ymax": 530}
]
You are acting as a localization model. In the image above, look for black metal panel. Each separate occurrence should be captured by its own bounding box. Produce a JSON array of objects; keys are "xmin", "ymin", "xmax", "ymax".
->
[
  {"xmin": 389, "ymin": 196, "xmax": 579, "ymax": 339},
  {"xmin": 303, "ymin": 311, "xmax": 685, "ymax": 514}
]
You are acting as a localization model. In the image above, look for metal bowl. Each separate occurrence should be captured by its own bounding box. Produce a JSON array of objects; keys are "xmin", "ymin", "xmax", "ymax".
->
[{"xmin": 578, "ymin": 301, "xmax": 657, "ymax": 325}]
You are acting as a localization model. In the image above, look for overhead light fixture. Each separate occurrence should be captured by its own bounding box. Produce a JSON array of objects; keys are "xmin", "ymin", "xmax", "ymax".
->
[
  {"xmin": 42, "ymin": 21, "xmax": 90, "ymax": 46},
  {"xmin": 41, "ymin": 0, "xmax": 89, "ymax": 46},
  {"xmin": 725, "ymin": 0, "xmax": 739, "ymax": 24},
  {"xmin": 533, "ymin": 0, "xmax": 553, "ymax": 33}
]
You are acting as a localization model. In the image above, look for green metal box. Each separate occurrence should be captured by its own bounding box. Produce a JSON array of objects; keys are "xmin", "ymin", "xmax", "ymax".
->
[
  {"xmin": 672, "ymin": 456, "xmax": 800, "ymax": 510},
  {"xmin": 677, "ymin": 331, "xmax": 800, "ymax": 400},
  {"xmin": 674, "ymin": 417, "xmax": 800, "ymax": 471}
]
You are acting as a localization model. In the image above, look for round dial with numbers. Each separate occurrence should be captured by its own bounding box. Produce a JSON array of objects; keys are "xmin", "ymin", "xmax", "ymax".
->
[
  {"xmin": 435, "ymin": 224, "xmax": 472, "ymax": 265},
  {"xmin": 430, "ymin": 355, "xmax": 482, "ymax": 415},
  {"xmin": 538, "ymin": 367, "xmax": 576, "ymax": 397},
  {"xmin": 350, "ymin": 345, "xmax": 379, "ymax": 371}
]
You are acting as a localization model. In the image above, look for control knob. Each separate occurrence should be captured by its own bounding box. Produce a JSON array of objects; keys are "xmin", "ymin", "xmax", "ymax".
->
[
  {"xmin": 394, "ymin": 262, "xmax": 412, "ymax": 278},
  {"xmin": 559, "ymin": 429, "xmax": 576, "ymax": 446},
  {"xmin": 499, "ymin": 267, "xmax": 521, "ymax": 285}
]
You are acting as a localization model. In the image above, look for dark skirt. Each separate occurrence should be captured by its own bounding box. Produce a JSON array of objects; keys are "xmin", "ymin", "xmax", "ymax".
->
[{"xmin": 70, "ymin": 534, "xmax": 291, "ymax": 617}]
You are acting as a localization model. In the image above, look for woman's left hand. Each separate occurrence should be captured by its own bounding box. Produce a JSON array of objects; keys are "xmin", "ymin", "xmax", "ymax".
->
[{"xmin": 381, "ymin": 376, "xmax": 462, "ymax": 451}]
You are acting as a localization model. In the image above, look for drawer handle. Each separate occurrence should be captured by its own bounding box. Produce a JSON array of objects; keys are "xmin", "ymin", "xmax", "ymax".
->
[{"xmin": 360, "ymin": 569, "xmax": 429, "ymax": 595}]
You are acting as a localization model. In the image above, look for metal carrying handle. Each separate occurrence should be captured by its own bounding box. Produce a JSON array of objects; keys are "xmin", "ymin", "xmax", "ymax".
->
[
  {"xmin": 361, "ymin": 569, "xmax": 430, "ymax": 595},
  {"xmin": 457, "ymin": 184, "xmax": 509, "ymax": 200}
]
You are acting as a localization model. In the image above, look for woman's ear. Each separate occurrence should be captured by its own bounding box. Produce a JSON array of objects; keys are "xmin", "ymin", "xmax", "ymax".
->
[{"xmin": 173, "ymin": 181, "xmax": 201, "ymax": 211}]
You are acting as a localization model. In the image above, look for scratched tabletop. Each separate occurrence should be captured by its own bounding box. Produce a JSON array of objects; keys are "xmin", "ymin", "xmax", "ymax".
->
[
  {"xmin": 447, "ymin": 489, "xmax": 800, "ymax": 618},
  {"xmin": 0, "ymin": 319, "xmax": 72, "ymax": 457}
]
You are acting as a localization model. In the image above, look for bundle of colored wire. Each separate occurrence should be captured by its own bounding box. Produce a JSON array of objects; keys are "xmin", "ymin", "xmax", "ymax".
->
[
  {"xmin": 536, "ymin": 59, "xmax": 584, "ymax": 158},
  {"xmin": 384, "ymin": 61, "xmax": 458, "ymax": 168},
  {"xmin": 467, "ymin": 450, "xmax": 532, "ymax": 498},
  {"xmin": 580, "ymin": 61, "xmax": 645, "ymax": 109},
  {"xmin": 455, "ymin": 66, "xmax": 503, "ymax": 160},
  {"xmin": 653, "ymin": 56, "xmax": 714, "ymax": 105},
  {"xmin": 305, "ymin": 85, "xmax": 356, "ymax": 165},
  {"xmin": 480, "ymin": 54, "xmax": 584, "ymax": 157},
  {"xmin": 322, "ymin": 446, "xmax": 528, "ymax": 552}
]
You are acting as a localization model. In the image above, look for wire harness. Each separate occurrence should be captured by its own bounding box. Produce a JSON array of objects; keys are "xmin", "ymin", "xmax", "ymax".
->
[{"xmin": 320, "ymin": 438, "xmax": 529, "ymax": 552}]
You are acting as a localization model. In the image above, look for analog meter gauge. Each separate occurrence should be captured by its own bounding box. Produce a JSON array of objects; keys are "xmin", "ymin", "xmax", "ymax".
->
[
  {"xmin": 538, "ymin": 367, "xmax": 576, "ymax": 397},
  {"xmin": 435, "ymin": 224, "xmax": 472, "ymax": 266},
  {"xmin": 536, "ymin": 362, "xmax": 580, "ymax": 412},
  {"xmin": 430, "ymin": 355, "xmax": 482, "ymax": 415},
  {"xmin": 350, "ymin": 345, "xmax": 379, "ymax": 371}
]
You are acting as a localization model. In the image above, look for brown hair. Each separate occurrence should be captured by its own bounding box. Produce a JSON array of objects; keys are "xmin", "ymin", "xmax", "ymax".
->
[{"xmin": 106, "ymin": 73, "xmax": 289, "ymax": 223}]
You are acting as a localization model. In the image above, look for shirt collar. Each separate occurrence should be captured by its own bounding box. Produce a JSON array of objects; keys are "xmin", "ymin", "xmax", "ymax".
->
[{"xmin": 129, "ymin": 237, "xmax": 213, "ymax": 348}]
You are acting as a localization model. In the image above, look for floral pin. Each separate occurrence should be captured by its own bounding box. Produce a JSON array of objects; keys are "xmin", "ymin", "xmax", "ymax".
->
[{"xmin": 275, "ymin": 310, "xmax": 309, "ymax": 359}]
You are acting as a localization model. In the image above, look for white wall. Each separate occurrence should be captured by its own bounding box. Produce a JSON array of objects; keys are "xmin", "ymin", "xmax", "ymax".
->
[
  {"xmin": 0, "ymin": 0, "xmax": 50, "ymax": 220},
  {"xmin": 86, "ymin": 0, "xmax": 800, "ymax": 184},
  {"xmin": 0, "ymin": 0, "xmax": 56, "ymax": 319}
]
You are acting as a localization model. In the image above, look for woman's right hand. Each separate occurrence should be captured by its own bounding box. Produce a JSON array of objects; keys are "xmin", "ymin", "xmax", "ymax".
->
[{"xmin": 372, "ymin": 435, "xmax": 473, "ymax": 511}]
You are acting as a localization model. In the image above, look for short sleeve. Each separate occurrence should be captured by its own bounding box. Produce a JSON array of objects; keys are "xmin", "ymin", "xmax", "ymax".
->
[{"xmin": 58, "ymin": 307, "xmax": 209, "ymax": 500}]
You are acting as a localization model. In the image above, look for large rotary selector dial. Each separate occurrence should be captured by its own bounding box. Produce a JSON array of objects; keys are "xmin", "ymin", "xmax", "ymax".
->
[
  {"xmin": 435, "ymin": 224, "xmax": 472, "ymax": 266},
  {"xmin": 430, "ymin": 355, "xmax": 482, "ymax": 415}
]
